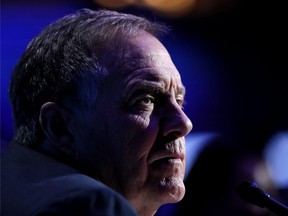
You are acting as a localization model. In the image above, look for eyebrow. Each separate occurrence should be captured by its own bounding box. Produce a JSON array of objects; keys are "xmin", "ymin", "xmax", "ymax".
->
[{"xmin": 125, "ymin": 80, "xmax": 186, "ymax": 98}]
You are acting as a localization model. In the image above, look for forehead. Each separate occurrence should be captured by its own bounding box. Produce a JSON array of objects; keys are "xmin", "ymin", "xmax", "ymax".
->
[
  {"xmin": 110, "ymin": 33, "xmax": 184, "ymax": 94},
  {"xmin": 124, "ymin": 32, "xmax": 172, "ymax": 67}
]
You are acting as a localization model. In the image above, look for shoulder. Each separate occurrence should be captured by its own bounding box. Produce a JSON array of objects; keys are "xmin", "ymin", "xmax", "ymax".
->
[
  {"xmin": 32, "ymin": 174, "xmax": 138, "ymax": 216},
  {"xmin": 1, "ymin": 144, "xmax": 138, "ymax": 216}
]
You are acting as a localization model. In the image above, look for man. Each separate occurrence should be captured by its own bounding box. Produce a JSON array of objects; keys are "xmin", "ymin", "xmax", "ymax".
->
[{"xmin": 2, "ymin": 8, "xmax": 193, "ymax": 216}]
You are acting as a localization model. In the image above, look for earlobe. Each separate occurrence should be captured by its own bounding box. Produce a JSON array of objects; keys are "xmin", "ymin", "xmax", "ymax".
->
[{"xmin": 39, "ymin": 102, "xmax": 76, "ymax": 157}]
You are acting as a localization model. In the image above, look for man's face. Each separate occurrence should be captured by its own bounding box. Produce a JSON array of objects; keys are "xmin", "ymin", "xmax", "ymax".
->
[{"xmin": 74, "ymin": 32, "xmax": 192, "ymax": 212}]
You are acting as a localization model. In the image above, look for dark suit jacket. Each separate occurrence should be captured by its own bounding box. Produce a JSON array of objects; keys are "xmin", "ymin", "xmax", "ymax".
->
[{"xmin": 1, "ymin": 143, "xmax": 138, "ymax": 216}]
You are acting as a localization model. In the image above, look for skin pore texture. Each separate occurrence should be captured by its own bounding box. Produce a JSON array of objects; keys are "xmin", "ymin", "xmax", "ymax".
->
[{"xmin": 43, "ymin": 32, "xmax": 192, "ymax": 216}]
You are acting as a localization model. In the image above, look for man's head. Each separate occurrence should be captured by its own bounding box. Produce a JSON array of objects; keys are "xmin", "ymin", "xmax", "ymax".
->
[
  {"xmin": 9, "ymin": 8, "xmax": 167, "ymax": 148},
  {"xmin": 9, "ymin": 8, "xmax": 192, "ymax": 215}
]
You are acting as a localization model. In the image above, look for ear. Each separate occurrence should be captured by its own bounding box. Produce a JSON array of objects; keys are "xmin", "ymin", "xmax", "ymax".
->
[{"xmin": 39, "ymin": 102, "xmax": 76, "ymax": 157}]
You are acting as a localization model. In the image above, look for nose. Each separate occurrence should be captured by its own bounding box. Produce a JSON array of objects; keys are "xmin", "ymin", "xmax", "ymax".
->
[{"xmin": 160, "ymin": 102, "xmax": 193, "ymax": 139}]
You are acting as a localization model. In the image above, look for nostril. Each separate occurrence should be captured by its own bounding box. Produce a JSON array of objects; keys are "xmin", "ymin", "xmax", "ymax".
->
[{"xmin": 169, "ymin": 131, "xmax": 183, "ymax": 140}]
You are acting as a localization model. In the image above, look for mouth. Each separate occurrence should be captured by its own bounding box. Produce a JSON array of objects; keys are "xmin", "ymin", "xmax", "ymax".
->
[
  {"xmin": 152, "ymin": 157, "xmax": 182, "ymax": 166},
  {"xmin": 148, "ymin": 139, "xmax": 185, "ymax": 166},
  {"xmin": 149, "ymin": 153, "xmax": 185, "ymax": 178},
  {"xmin": 147, "ymin": 140, "xmax": 185, "ymax": 178},
  {"xmin": 149, "ymin": 152, "xmax": 184, "ymax": 165}
]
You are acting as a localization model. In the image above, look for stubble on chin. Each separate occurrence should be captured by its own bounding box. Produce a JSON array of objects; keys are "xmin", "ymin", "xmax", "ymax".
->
[{"xmin": 158, "ymin": 176, "xmax": 186, "ymax": 201}]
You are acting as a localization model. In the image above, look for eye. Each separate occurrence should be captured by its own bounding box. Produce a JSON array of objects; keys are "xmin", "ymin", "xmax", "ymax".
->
[
  {"xmin": 176, "ymin": 99, "xmax": 182, "ymax": 105},
  {"xmin": 176, "ymin": 97, "xmax": 185, "ymax": 109},
  {"xmin": 137, "ymin": 96, "xmax": 155, "ymax": 106}
]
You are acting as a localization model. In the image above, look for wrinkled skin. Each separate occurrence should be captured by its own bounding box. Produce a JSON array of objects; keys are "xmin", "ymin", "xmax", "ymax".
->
[{"xmin": 66, "ymin": 32, "xmax": 193, "ymax": 216}]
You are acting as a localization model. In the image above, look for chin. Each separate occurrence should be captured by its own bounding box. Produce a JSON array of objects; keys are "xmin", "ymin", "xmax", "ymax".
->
[{"xmin": 158, "ymin": 176, "xmax": 186, "ymax": 203}]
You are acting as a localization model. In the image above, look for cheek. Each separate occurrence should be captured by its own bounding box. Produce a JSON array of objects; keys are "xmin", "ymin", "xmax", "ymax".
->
[
  {"xmin": 117, "ymin": 123, "xmax": 160, "ymax": 190},
  {"xmin": 118, "ymin": 114, "xmax": 158, "ymax": 144},
  {"xmin": 112, "ymin": 114, "xmax": 159, "ymax": 161}
]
